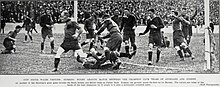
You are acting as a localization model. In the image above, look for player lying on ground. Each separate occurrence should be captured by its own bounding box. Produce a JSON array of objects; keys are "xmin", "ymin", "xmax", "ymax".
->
[
  {"xmin": 76, "ymin": 48, "xmax": 134, "ymax": 69},
  {"xmin": 1, "ymin": 25, "xmax": 22, "ymax": 54},
  {"xmin": 96, "ymin": 14, "xmax": 136, "ymax": 68}
]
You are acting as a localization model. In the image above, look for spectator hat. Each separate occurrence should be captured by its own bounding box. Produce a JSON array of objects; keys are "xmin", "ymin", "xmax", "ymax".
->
[
  {"xmin": 147, "ymin": 8, "xmax": 155, "ymax": 13},
  {"xmin": 15, "ymin": 25, "xmax": 22, "ymax": 29},
  {"xmin": 171, "ymin": 10, "xmax": 178, "ymax": 16}
]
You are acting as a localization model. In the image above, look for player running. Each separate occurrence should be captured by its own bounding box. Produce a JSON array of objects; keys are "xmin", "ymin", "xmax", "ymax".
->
[
  {"xmin": 39, "ymin": 9, "xmax": 56, "ymax": 54},
  {"xmin": 1, "ymin": 25, "xmax": 22, "ymax": 54},
  {"xmin": 139, "ymin": 9, "xmax": 165, "ymax": 65},
  {"xmin": 169, "ymin": 10, "xmax": 195, "ymax": 61},
  {"xmin": 52, "ymin": 11, "xmax": 87, "ymax": 72},
  {"xmin": 22, "ymin": 15, "xmax": 33, "ymax": 43}
]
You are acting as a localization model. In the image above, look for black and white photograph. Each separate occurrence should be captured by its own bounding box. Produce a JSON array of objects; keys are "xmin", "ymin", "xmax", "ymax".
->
[{"xmin": 0, "ymin": 0, "xmax": 219, "ymax": 75}]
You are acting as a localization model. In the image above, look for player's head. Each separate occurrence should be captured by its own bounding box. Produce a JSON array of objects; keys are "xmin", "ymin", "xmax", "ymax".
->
[
  {"xmin": 170, "ymin": 10, "xmax": 178, "ymax": 20},
  {"xmin": 171, "ymin": 10, "xmax": 178, "ymax": 16},
  {"xmin": 124, "ymin": 8, "xmax": 130, "ymax": 16},
  {"xmin": 61, "ymin": 10, "xmax": 70, "ymax": 22},
  {"xmin": 181, "ymin": 7, "xmax": 187, "ymax": 15},
  {"xmin": 114, "ymin": 9, "xmax": 120, "ymax": 16},
  {"xmin": 102, "ymin": 14, "xmax": 110, "ymax": 20},
  {"xmin": 15, "ymin": 25, "xmax": 22, "ymax": 33},
  {"xmin": 147, "ymin": 9, "xmax": 156, "ymax": 18},
  {"xmin": 45, "ymin": 9, "xmax": 51, "ymax": 15}
]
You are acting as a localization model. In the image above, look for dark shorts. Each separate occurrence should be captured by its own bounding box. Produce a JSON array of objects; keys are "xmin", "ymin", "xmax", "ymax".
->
[
  {"xmin": 123, "ymin": 30, "xmax": 135, "ymax": 44},
  {"xmin": 173, "ymin": 30, "xmax": 186, "ymax": 47},
  {"xmin": 24, "ymin": 25, "xmax": 32, "ymax": 31},
  {"xmin": 3, "ymin": 38, "xmax": 15, "ymax": 50},
  {"xmin": 41, "ymin": 29, "xmax": 53, "ymax": 39},
  {"xmin": 86, "ymin": 30, "xmax": 95, "ymax": 39},
  {"xmin": 1, "ymin": 24, "xmax": 5, "ymax": 29},
  {"xmin": 106, "ymin": 33, "xmax": 122, "ymax": 51},
  {"xmin": 149, "ymin": 32, "xmax": 162, "ymax": 47},
  {"xmin": 60, "ymin": 39, "xmax": 81, "ymax": 53}
]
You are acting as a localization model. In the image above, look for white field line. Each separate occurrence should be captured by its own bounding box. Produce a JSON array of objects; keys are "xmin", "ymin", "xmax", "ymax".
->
[{"xmin": 123, "ymin": 62, "xmax": 194, "ymax": 71}]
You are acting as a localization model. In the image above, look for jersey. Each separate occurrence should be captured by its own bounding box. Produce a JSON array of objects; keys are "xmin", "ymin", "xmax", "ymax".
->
[{"xmin": 39, "ymin": 14, "xmax": 53, "ymax": 30}]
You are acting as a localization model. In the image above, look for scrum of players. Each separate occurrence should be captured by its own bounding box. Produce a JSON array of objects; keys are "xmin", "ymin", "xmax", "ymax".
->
[{"xmin": 1, "ymin": 7, "xmax": 198, "ymax": 72}]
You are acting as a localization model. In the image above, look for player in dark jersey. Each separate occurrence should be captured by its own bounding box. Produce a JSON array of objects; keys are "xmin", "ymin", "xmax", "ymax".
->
[
  {"xmin": 96, "ymin": 14, "xmax": 125, "ymax": 68},
  {"xmin": 52, "ymin": 11, "xmax": 87, "ymax": 72},
  {"xmin": 111, "ymin": 9, "xmax": 123, "ymax": 51},
  {"xmin": 181, "ymin": 7, "xmax": 198, "ymax": 45},
  {"xmin": 121, "ymin": 8, "xmax": 137, "ymax": 55},
  {"xmin": 81, "ymin": 14, "xmax": 96, "ymax": 51},
  {"xmin": 1, "ymin": 25, "xmax": 22, "ymax": 54},
  {"xmin": 181, "ymin": 7, "xmax": 198, "ymax": 57},
  {"xmin": 1, "ymin": 16, "xmax": 6, "ymax": 34},
  {"xmin": 139, "ymin": 9, "xmax": 164, "ymax": 65},
  {"xmin": 22, "ymin": 15, "xmax": 33, "ymax": 43},
  {"xmin": 39, "ymin": 9, "xmax": 56, "ymax": 54},
  {"xmin": 169, "ymin": 10, "xmax": 194, "ymax": 61}
]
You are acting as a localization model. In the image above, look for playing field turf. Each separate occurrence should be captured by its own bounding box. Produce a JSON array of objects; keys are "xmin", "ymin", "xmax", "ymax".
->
[{"xmin": 0, "ymin": 24, "xmax": 219, "ymax": 74}]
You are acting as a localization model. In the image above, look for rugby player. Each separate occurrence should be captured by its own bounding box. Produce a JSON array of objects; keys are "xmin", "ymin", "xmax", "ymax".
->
[
  {"xmin": 1, "ymin": 25, "xmax": 22, "ymax": 54},
  {"xmin": 52, "ymin": 11, "xmax": 87, "ymax": 72},
  {"xmin": 22, "ymin": 15, "xmax": 33, "ymax": 43},
  {"xmin": 169, "ymin": 10, "xmax": 195, "ymax": 61},
  {"xmin": 121, "ymin": 8, "xmax": 137, "ymax": 55},
  {"xmin": 39, "ymin": 9, "xmax": 56, "ymax": 54},
  {"xmin": 139, "ymin": 9, "xmax": 164, "ymax": 65}
]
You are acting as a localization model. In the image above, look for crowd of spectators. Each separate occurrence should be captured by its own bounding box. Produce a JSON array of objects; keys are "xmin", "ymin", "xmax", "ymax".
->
[{"xmin": 1, "ymin": 0, "xmax": 219, "ymax": 25}]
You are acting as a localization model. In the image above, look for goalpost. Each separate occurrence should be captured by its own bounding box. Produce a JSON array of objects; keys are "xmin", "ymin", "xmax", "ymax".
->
[
  {"xmin": 204, "ymin": 0, "xmax": 211, "ymax": 71},
  {"xmin": 73, "ymin": 0, "xmax": 78, "ymax": 22}
]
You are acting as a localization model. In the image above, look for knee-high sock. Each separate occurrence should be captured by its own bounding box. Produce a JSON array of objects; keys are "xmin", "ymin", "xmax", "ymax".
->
[
  {"xmin": 156, "ymin": 49, "xmax": 161, "ymax": 63},
  {"xmin": 89, "ymin": 42, "xmax": 94, "ymax": 51},
  {"xmin": 125, "ymin": 46, "xmax": 129, "ymax": 54},
  {"xmin": 183, "ymin": 49, "xmax": 187, "ymax": 54},
  {"xmin": 119, "ymin": 53, "xmax": 130, "ymax": 57},
  {"xmin": 105, "ymin": 51, "xmax": 111, "ymax": 62},
  {"xmin": 29, "ymin": 35, "xmax": 33, "ymax": 41},
  {"xmin": 50, "ymin": 40, "xmax": 54, "ymax": 50},
  {"xmin": 117, "ymin": 45, "xmax": 121, "ymax": 52},
  {"xmin": 132, "ymin": 44, "xmax": 137, "ymax": 51},
  {"xmin": 25, "ymin": 35, "xmax": 27, "ymax": 41},
  {"xmin": 185, "ymin": 47, "xmax": 192, "ymax": 56},
  {"xmin": 41, "ymin": 42, "xmax": 44, "ymax": 51},
  {"xmin": 54, "ymin": 58, "xmax": 60, "ymax": 69},
  {"xmin": 177, "ymin": 50, "xmax": 184, "ymax": 58},
  {"xmin": 76, "ymin": 55, "xmax": 83, "ymax": 63},
  {"xmin": 148, "ymin": 51, "xmax": 153, "ymax": 61}
]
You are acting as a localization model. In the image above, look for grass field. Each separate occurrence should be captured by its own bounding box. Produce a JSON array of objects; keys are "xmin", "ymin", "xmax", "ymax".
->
[{"xmin": 0, "ymin": 25, "xmax": 219, "ymax": 74}]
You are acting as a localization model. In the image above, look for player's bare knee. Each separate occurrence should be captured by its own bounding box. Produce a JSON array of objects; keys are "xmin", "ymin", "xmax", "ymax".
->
[
  {"xmin": 124, "ymin": 40, "xmax": 129, "ymax": 46},
  {"xmin": 104, "ymin": 47, "xmax": 110, "ymax": 52},
  {"xmin": 180, "ymin": 42, "xmax": 188, "ymax": 49},
  {"xmin": 149, "ymin": 43, "xmax": 153, "ymax": 49},
  {"xmin": 12, "ymin": 45, "xmax": 16, "ymax": 49},
  {"xmin": 175, "ymin": 46, "xmax": 181, "ymax": 51}
]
